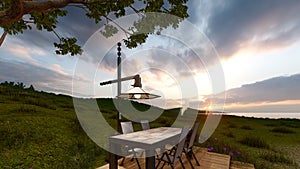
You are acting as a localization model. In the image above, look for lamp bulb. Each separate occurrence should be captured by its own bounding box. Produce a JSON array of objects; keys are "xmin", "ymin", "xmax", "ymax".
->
[{"xmin": 134, "ymin": 94, "xmax": 141, "ymax": 99}]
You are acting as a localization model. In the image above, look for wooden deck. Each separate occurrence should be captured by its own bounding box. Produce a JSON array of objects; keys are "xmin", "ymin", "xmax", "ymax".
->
[
  {"xmin": 97, "ymin": 147, "xmax": 232, "ymax": 169},
  {"xmin": 230, "ymin": 161, "xmax": 255, "ymax": 169}
]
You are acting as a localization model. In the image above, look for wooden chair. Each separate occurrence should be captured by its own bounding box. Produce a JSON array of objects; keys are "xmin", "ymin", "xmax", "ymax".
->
[
  {"xmin": 155, "ymin": 126, "xmax": 190, "ymax": 169},
  {"xmin": 184, "ymin": 122, "xmax": 200, "ymax": 169},
  {"xmin": 120, "ymin": 122, "xmax": 143, "ymax": 169},
  {"xmin": 141, "ymin": 120, "xmax": 150, "ymax": 130}
]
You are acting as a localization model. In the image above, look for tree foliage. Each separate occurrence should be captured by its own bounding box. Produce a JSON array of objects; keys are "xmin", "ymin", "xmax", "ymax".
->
[
  {"xmin": 1, "ymin": 81, "xmax": 28, "ymax": 90},
  {"xmin": 0, "ymin": 0, "xmax": 189, "ymax": 56}
]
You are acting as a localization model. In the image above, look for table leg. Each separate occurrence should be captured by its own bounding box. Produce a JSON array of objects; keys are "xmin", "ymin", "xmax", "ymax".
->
[
  {"xmin": 109, "ymin": 141, "xmax": 118, "ymax": 169},
  {"xmin": 145, "ymin": 149, "xmax": 155, "ymax": 169}
]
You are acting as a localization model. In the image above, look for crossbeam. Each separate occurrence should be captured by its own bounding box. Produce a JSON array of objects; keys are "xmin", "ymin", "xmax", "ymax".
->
[{"xmin": 100, "ymin": 74, "xmax": 142, "ymax": 87}]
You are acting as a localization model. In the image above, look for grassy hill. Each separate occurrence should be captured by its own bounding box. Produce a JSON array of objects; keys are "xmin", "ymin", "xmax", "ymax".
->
[
  {"xmin": 200, "ymin": 115, "xmax": 300, "ymax": 169},
  {"xmin": 0, "ymin": 83, "xmax": 108, "ymax": 169},
  {"xmin": 0, "ymin": 82, "xmax": 299, "ymax": 169}
]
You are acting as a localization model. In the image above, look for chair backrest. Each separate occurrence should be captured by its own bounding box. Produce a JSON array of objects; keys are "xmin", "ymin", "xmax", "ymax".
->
[
  {"xmin": 173, "ymin": 126, "xmax": 190, "ymax": 161},
  {"xmin": 121, "ymin": 121, "xmax": 134, "ymax": 134},
  {"xmin": 141, "ymin": 120, "xmax": 150, "ymax": 130},
  {"xmin": 187, "ymin": 122, "xmax": 200, "ymax": 149}
]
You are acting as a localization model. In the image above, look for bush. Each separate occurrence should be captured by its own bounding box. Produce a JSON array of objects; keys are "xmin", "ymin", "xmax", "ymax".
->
[
  {"xmin": 24, "ymin": 98, "xmax": 56, "ymax": 110},
  {"xmin": 270, "ymin": 127, "xmax": 295, "ymax": 134},
  {"xmin": 201, "ymin": 137, "xmax": 249, "ymax": 162},
  {"xmin": 227, "ymin": 122, "xmax": 238, "ymax": 128},
  {"xmin": 239, "ymin": 136, "xmax": 270, "ymax": 149},
  {"xmin": 240, "ymin": 125, "xmax": 253, "ymax": 130},
  {"xmin": 155, "ymin": 117, "xmax": 173, "ymax": 127},
  {"xmin": 264, "ymin": 123, "xmax": 277, "ymax": 127},
  {"xmin": 222, "ymin": 131, "xmax": 235, "ymax": 138}
]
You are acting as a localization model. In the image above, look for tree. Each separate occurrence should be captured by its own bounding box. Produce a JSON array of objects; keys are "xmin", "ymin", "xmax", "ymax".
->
[
  {"xmin": 0, "ymin": 0, "xmax": 189, "ymax": 56},
  {"xmin": 27, "ymin": 84, "xmax": 35, "ymax": 91}
]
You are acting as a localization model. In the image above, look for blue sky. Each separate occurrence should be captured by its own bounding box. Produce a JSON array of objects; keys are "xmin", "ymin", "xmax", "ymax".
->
[{"xmin": 1, "ymin": 0, "xmax": 300, "ymax": 115}]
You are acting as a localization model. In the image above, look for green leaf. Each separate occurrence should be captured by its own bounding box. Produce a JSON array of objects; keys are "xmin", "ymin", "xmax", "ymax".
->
[
  {"xmin": 1, "ymin": 0, "xmax": 190, "ymax": 55},
  {"xmin": 100, "ymin": 24, "xmax": 118, "ymax": 38},
  {"xmin": 54, "ymin": 38, "xmax": 83, "ymax": 56}
]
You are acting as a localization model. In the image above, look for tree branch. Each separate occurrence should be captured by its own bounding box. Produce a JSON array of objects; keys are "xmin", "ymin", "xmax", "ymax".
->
[
  {"xmin": 0, "ymin": 30, "xmax": 7, "ymax": 46},
  {"xmin": 68, "ymin": 4, "xmax": 89, "ymax": 13},
  {"xmin": 0, "ymin": 0, "xmax": 117, "ymax": 27},
  {"xmin": 22, "ymin": 0, "xmax": 84, "ymax": 14},
  {"xmin": 52, "ymin": 29, "xmax": 62, "ymax": 42},
  {"xmin": 0, "ymin": 0, "xmax": 23, "ymax": 26}
]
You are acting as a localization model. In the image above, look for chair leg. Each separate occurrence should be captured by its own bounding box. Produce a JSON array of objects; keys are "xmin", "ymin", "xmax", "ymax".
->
[
  {"xmin": 155, "ymin": 160, "xmax": 161, "ymax": 168},
  {"xmin": 186, "ymin": 154, "xmax": 194, "ymax": 169},
  {"xmin": 183, "ymin": 148, "xmax": 194, "ymax": 169},
  {"xmin": 159, "ymin": 153, "xmax": 171, "ymax": 169},
  {"xmin": 131, "ymin": 150, "xmax": 138, "ymax": 161},
  {"xmin": 159, "ymin": 161, "xmax": 166, "ymax": 169},
  {"xmin": 120, "ymin": 156, "xmax": 125, "ymax": 166},
  {"xmin": 192, "ymin": 150, "xmax": 200, "ymax": 166},
  {"xmin": 179, "ymin": 157, "xmax": 186, "ymax": 169},
  {"xmin": 140, "ymin": 151, "xmax": 144, "ymax": 157},
  {"xmin": 156, "ymin": 153, "xmax": 165, "ymax": 168},
  {"xmin": 135, "ymin": 157, "xmax": 141, "ymax": 169}
]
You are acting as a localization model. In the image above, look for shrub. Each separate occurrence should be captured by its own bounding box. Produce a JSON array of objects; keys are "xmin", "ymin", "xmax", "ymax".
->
[
  {"xmin": 222, "ymin": 131, "xmax": 235, "ymax": 138},
  {"xmin": 240, "ymin": 125, "xmax": 253, "ymax": 130},
  {"xmin": 24, "ymin": 98, "xmax": 56, "ymax": 110},
  {"xmin": 270, "ymin": 127, "xmax": 295, "ymax": 134},
  {"xmin": 280, "ymin": 120, "xmax": 300, "ymax": 128},
  {"xmin": 201, "ymin": 137, "xmax": 249, "ymax": 162},
  {"xmin": 260, "ymin": 151, "xmax": 295, "ymax": 165},
  {"xmin": 156, "ymin": 117, "xmax": 173, "ymax": 127},
  {"xmin": 108, "ymin": 114, "xmax": 117, "ymax": 120},
  {"xmin": 264, "ymin": 123, "xmax": 277, "ymax": 127},
  {"xmin": 227, "ymin": 122, "xmax": 238, "ymax": 128},
  {"xmin": 239, "ymin": 136, "xmax": 270, "ymax": 149}
]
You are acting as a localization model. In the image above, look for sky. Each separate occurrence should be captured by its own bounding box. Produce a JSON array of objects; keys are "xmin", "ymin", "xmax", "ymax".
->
[{"xmin": 1, "ymin": 0, "xmax": 300, "ymax": 117}]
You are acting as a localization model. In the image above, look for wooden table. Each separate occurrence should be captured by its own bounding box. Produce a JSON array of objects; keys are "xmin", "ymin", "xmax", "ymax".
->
[{"xmin": 109, "ymin": 127, "xmax": 182, "ymax": 169}]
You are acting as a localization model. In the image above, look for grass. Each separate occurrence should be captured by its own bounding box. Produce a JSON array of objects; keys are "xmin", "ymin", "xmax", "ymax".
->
[
  {"xmin": 198, "ymin": 115, "xmax": 300, "ymax": 169},
  {"xmin": 260, "ymin": 151, "xmax": 295, "ymax": 165},
  {"xmin": 222, "ymin": 130, "xmax": 235, "ymax": 138},
  {"xmin": 1, "ymin": 82, "xmax": 300, "ymax": 169},
  {"xmin": 239, "ymin": 135, "xmax": 270, "ymax": 149},
  {"xmin": 0, "ymin": 84, "xmax": 105, "ymax": 169},
  {"xmin": 240, "ymin": 125, "xmax": 253, "ymax": 130}
]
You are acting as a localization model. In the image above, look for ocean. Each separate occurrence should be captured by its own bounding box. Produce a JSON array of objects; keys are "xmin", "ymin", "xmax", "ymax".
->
[{"xmin": 224, "ymin": 112, "xmax": 300, "ymax": 119}]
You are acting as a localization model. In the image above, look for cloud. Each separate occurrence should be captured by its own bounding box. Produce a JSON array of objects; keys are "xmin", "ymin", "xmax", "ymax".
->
[
  {"xmin": 5, "ymin": 25, "xmax": 58, "ymax": 53},
  {"xmin": 205, "ymin": 73, "xmax": 300, "ymax": 109},
  {"xmin": 97, "ymin": 49, "xmax": 127, "ymax": 74},
  {"xmin": 49, "ymin": 64, "xmax": 69, "ymax": 76},
  {"xmin": 0, "ymin": 60, "xmax": 73, "ymax": 94},
  {"xmin": 95, "ymin": 38, "xmax": 210, "ymax": 83},
  {"xmin": 5, "ymin": 6, "xmax": 102, "ymax": 56},
  {"xmin": 2, "ymin": 40, "xmax": 46, "ymax": 65},
  {"xmin": 204, "ymin": 0, "xmax": 300, "ymax": 57},
  {"xmin": 56, "ymin": 6, "xmax": 103, "ymax": 45}
]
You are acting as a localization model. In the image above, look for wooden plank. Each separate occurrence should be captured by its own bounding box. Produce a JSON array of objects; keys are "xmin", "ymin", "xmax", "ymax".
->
[{"xmin": 96, "ymin": 147, "xmax": 234, "ymax": 169}]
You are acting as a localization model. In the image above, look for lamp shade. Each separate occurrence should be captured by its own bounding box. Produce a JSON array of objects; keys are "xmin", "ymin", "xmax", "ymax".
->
[{"xmin": 117, "ymin": 87, "xmax": 160, "ymax": 99}]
